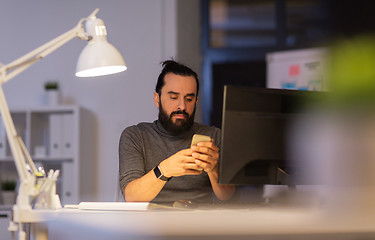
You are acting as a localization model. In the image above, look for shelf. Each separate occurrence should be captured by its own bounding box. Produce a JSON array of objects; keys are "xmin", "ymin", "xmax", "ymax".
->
[
  {"xmin": 0, "ymin": 105, "xmax": 84, "ymax": 205},
  {"xmin": 0, "ymin": 157, "xmax": 73, "ymax": 162},
  {"xmin": 0, "ymin": 205, "xmax": 13, "ymax": 210}
]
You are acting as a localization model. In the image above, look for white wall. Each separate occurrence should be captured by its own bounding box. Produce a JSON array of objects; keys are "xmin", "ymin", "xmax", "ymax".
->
[
  {"xmin": 0, "ymin": 0, "xmax": 200, "ymax": 201},
  {"xmin": 177, "ymin": 0, "xmax": 202, "ymax": 121}
]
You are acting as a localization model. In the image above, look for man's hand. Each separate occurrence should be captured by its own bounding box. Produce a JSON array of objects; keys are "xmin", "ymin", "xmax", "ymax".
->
[
  {"xmin": 190, "ymin": 140, "xmax": 235, "ymax": 201},
  {"xmin": 159, "ymin": 149, "xmax": 203, "ymax": 177},
  {"xmin": 191, "ymin": 140, "xmax": 219, "ymax": 173}
]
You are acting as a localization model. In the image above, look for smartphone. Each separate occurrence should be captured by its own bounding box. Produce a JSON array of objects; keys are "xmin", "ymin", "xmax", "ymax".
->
[
  {"xmin": 191, "ymin": 134, "xmax": 211, "ymax": 147},
  {"xmin": 191, "ymin": 134, "xmax": 211, "ymax": 171}
]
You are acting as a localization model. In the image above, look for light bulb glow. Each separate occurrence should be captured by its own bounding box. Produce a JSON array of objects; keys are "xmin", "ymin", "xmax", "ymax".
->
[{"xmin": 76, "ymin": 65, "xmax": 127, "ymax": 77}]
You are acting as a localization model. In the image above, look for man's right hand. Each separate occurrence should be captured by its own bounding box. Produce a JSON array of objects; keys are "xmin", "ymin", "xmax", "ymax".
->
[{"xmin": 159, "ymin": 149, "xmax": 203, "ymax": 177}]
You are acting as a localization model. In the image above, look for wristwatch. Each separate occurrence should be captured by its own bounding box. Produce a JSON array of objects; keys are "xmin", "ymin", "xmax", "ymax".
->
[{"xmin": 153, "ymin": 165, "xmax": 171, "ymax": 181}]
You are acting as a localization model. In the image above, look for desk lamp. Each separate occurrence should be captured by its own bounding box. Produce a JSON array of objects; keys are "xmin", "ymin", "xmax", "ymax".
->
[{"xmin": 0, "ymin": 8, "xmax": 126, "ymax": 239}]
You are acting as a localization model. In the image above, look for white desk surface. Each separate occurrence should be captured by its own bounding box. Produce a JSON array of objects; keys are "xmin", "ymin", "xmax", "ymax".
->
[{"xmin": 14, "ymin": 204, "xmax": 375, "ymax": 240}]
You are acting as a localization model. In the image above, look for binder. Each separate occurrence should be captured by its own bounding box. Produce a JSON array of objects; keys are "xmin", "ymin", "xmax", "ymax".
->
[
  {"xmin": 49, "ymin": 113, "xmax": 74, "ymax": 158},
  {"xmin": 49, "ymin": 114, "xmax": 63, "ymax": 157},
  {"xmin": 62, "ymin": 114, "xmax": 74, "ymax": 157},
  {"xmin": 62, "ymin": 162, "xmax": 76, "ymax": 204}
]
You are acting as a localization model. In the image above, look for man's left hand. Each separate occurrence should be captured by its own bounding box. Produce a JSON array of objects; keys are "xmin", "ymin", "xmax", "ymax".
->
[{"xmin": 191, "ymin": 140, "xmax": 219, "ymax": 173}]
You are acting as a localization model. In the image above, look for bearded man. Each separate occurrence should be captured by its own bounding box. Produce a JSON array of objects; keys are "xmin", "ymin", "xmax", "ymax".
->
[{"xmin": 119, "ymin": 60, "xmax": 235, "ymax": 205}]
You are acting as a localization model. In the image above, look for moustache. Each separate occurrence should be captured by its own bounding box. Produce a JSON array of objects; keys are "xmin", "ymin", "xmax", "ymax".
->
[{"xmin": 170, "ymin": 110, "xmax": 189, "ymax": 118}]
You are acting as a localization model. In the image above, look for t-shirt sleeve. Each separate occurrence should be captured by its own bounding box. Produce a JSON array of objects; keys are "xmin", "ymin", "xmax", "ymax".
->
[
  {"xmin": 118, "ymin": 125, "xmax": 146, "ymax": 198},
  {"xmin": 213, "ymin": 127, "xmax": 222, "ymax": 161},
  {"xmin": 213, "ymin": 127, "xmax": 221, "ymax": 149}
]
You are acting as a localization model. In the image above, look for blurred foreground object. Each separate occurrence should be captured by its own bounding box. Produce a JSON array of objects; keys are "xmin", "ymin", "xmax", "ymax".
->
[{"xmin": 291, "ymin": 35, "xmax": 375, "ymax": 219}]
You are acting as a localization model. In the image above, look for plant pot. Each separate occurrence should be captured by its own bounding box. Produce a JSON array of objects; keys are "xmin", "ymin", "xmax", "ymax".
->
[
  {"xmin": 2, "ymin": 191, "xmax": 16, "ymax": 205},
  {"xmin": 46, "ymin": 90, "xmax": 60, "ymax": 106}
]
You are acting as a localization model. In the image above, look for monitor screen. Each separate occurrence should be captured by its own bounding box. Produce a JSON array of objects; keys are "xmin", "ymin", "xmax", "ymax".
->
[{"xmin": 219, "ymin": 86, "xmax": 323, "ymax": 186}]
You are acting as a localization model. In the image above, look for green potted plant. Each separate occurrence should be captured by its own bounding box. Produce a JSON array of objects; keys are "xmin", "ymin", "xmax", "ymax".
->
[
  {"xmin": 44, "ymin": 81, "xmax": 59, "ymax": 91},
  {"xmin": 2, "ymin": 180, "xmax": 16, "ymax": 191},
  {"xmin": 1, "ymin": 180, "xmax": 17, "ymax": 205},
  {"xmin": 44, "ymin": 80, "xmax": 60, "ymax": 105}
]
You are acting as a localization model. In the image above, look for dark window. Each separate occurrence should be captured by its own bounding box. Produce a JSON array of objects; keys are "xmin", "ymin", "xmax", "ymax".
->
[{"xmin": 201, "ymin": 0, "xmax": 330, "ymax": 127}]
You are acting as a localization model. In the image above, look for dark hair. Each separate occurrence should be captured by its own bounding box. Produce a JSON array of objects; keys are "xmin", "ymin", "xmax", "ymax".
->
[{"xmin": 155, "ymin": 60, "xmax": 199, "ymax": 96}]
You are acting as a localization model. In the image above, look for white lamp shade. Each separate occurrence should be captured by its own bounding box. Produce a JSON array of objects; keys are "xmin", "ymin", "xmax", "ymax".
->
[{"xmin": 75, "ymin": 41, "xmax": 127, "ymax": 77}]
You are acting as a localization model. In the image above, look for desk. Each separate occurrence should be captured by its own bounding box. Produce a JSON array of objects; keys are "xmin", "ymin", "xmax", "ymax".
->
[{"xmin": 14, "ymin": 206, "xmax": 375, "ymax": 240}]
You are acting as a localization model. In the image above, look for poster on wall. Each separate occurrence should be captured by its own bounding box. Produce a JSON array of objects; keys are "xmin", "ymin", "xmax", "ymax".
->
[{"xmin": 266, "ymin": 48, "xmax": 328, "ymax": 91}]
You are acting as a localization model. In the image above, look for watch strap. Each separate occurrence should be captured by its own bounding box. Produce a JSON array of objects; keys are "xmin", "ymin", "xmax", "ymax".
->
[{"xmin": 153, "ymin": 165, "xmax": 171, "ymax": 181}]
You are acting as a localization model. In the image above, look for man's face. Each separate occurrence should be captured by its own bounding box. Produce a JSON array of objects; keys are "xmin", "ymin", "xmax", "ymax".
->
[{"xmin": 154, "ymin": 73, "xmax": 198, "ymax": 134}]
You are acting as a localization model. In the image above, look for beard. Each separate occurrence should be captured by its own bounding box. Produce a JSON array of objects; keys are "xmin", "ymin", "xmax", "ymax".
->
[{"xmin": 158, "ymin": 101, "xmax": 196, "ymax": 135}]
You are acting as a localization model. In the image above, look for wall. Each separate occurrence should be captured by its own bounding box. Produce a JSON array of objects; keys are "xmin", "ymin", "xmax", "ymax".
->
[
  {"xmin": 0, "ymin": 0, "xmax": 200, "ymax": 202},
  {"xmin": 176, "ymin": 0, "xmax": 202, "ymax": 121}
]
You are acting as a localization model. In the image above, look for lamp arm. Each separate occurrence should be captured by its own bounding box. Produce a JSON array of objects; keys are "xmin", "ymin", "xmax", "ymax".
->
[
  {"xmin": 1, "ymin": 8, "xmax": 102, "ymax": 83},
  {"xmin": 2, "ymin": 18, "xmax": 89, "ymax": 83},
  {"xmin": 0, "ymin": 9, "xmax": 100, "ymax": 181},
  {"xmin": 0, "ymin": 87, "xmax": 28, "ymax": 181},
  {"xmin": 0, "ymin": 28, "xmax": 83, "ymax": 183},
  {"xmin": 0, "ymin": 9, "xmax": 101, "ymax": 214},
  {"xmin": 0, "ymin": 9, "xmax": 119, "ymax": 239}
]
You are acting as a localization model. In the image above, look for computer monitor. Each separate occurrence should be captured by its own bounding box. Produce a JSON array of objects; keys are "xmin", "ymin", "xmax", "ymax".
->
[{"xmin": 219, "ymin": 85, "xmax": 323, "ymax": 186}]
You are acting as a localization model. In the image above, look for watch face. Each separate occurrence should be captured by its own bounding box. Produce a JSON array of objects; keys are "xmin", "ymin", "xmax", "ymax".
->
[
  {"xmin": 154, "ymin": 166, "xmax": 162, "ymax": 178},
  {"xmin": 153, "ymin": 166, "xmax": 171, "ymax": 181}
]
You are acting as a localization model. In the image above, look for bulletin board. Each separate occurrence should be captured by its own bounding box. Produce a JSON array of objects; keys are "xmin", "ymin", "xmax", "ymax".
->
[{"xmin": 266, "ymin": 48, "xmax": 328, "ymax": 91}]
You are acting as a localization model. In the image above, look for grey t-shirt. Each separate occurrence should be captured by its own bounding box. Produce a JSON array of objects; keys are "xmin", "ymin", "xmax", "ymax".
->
[{"xmin": 119, "ymin": 120, "xmax": 221, "ymax": 205}]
